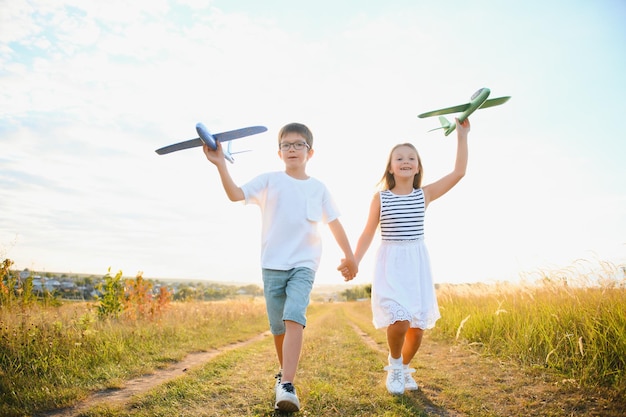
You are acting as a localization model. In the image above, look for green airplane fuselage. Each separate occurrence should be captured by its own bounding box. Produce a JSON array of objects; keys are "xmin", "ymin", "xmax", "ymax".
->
[{"xmin": 443, "ymin": 87, "xmax": 491, "ymax": 135}]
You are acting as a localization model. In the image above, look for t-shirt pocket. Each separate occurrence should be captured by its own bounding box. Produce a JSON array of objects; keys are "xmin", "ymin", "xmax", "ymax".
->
[{"xmin": 306, "ymin": 199, "xmax": 323, "ymax": 223}]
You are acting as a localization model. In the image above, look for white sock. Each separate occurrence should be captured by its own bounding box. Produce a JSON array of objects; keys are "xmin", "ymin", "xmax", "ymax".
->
[{"xmin": 388, "ymin": 354, "xmax": 402, "ymax": 366}]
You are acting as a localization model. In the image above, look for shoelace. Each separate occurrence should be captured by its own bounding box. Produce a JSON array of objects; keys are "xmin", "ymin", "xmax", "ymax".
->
[
  {"xmin": 383, "ymin": 365, "xmax": 404, "ymax": 383},
  {"xmin": 281, "ymin": 382, "xmax": 295, "ymax": 394}
]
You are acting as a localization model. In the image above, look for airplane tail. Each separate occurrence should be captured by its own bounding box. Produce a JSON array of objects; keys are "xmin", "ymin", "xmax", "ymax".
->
[
  {"xmin": 428, "ymin": 116, "xmax": 455, "ymax": 135},
  {"xmin": 224, "ymin": 141, "xmax": 235, "ymax": 163},
  {"xmin": 224, "ymin": 141, "xmax": 251, "ymax": 163},
  {"xmin": 438, "ymin": 116, "xmax": 452, "ymax": 130}
]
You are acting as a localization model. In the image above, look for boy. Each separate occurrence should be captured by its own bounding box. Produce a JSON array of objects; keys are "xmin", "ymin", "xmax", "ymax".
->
[{"xmin": 203, "ymin": 122, "xmax": 357, "ymax": 412}]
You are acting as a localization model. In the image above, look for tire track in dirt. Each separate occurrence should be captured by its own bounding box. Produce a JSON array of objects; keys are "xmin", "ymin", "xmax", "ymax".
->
[{"xmin": 38, "ymin": 331, "xmax": 271, "ymax": 417}]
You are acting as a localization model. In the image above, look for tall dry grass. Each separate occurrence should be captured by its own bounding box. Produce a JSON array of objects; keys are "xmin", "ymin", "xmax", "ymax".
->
[
  {"xmin": 433, "ymin": 260, "xmax": 625, "ymax": 390},
  {"xmin": 0, "ymin": 299, "xmax": 268, "ymax": 416}
]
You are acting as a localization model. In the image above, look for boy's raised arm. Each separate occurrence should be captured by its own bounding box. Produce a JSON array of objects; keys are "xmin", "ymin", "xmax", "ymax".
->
[{"xmin": 203, "ymin": 142, "xmax": 245, "ymax": 202}]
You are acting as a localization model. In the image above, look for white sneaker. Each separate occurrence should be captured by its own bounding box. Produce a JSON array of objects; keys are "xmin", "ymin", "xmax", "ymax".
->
[
  {"xmin": 403, "ymin": 365, "xmax": 418, "ymax": 391},
  {"xmin": 275, "ymin": 382, "xmax": 300, "ymax": 412},
  {"xmin": 384, "ymin": 363, "xmax": 405, "ymax": 395},
  {"xmin": 274, "ymin": 370, "xmax": 282, "ymax": 386}
]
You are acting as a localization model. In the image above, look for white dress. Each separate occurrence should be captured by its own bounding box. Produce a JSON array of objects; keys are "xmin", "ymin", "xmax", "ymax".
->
[{"xmin": 371, "ymin": 189, "xmax": 441, "ymax": 329}]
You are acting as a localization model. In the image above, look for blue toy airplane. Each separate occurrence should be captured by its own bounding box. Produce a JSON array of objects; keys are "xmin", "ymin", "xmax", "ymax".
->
[
  {"xmin": 418, "ymin": 88, "xmax": 510, "ymax": 136},
  {"xmin": 155, "ymin": 122, "xmax": 267, "ymax": 163}
]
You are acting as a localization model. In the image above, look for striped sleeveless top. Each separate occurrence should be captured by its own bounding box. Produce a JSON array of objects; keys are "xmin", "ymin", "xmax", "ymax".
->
[{"xmin": 379, "ymin": 188, "xmax": 425, "ymax": 241}]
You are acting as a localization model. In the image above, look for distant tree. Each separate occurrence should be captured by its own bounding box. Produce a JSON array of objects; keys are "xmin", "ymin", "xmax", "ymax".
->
[
  {"xmin": 124, "ymin": 272, "xmax": 153, "ymax": 319},
  {"xmin": 239, "ymin": 284, "xmax": 263, "ymax": 296},
  {"xmin": 0, "ymin": 259, "xmax": 37, "ymax": 307},
  {"xmin": 96, "ymin": 269, "xmax": 125, "ymax": 318},
  {"xmin": 173, "ymin": 284, "xmax": 197, "ymax": 301},
  {"xmin": 123, "ymin": 272, "xmax": 171, "ymax": 320},
  {"xmin": 341, "ymin": 284, "xmax": 372, "ymax": 301}
]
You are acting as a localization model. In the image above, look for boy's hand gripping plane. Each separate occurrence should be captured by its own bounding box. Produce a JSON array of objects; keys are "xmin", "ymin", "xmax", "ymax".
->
[
  {"xmin": 418, "ymin": 88, "xmax": 510, "ymax": 136},
  {"xmin": 155, "ymin": 122, "xmax": 267, "ymax": 163}
]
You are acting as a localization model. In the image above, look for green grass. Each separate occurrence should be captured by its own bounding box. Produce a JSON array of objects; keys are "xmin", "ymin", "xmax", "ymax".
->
[
  {"xmin": 76, "ymin": 303, "xmax": 437, "ymax": 417},
  {"xmin": 67, "ymin": 298, "xmax": 626, "ymax": 417},
  {"xmin": 0, "ymin": 300, "xmax": 268, "ymax": 416}
]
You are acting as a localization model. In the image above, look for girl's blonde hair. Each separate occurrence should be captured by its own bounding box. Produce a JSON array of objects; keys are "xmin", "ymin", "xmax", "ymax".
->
[{"xmin": 378, "ymin": 143, "xmax": 423, "ymax": 190}]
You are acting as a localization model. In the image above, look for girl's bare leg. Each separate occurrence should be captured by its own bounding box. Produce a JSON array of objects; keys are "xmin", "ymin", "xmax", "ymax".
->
[
  {"xmin": 402, "ymin": 327, "xmax": 424, "ymax": 364},
  {"xmin": 386, "ymin": 320, "xmax": 410, "ymax": 359}
]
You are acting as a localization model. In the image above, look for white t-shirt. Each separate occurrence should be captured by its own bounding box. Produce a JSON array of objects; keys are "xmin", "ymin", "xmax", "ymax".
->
[{"xmin": 241, "ymin": 171, "xmax": 340, "ymax": 271}]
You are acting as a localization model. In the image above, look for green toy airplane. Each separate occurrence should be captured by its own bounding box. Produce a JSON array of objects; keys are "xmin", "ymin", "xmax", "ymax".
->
[{"xmin": 418, "ymin": 88, "xmax": 511, "ymax": 136}]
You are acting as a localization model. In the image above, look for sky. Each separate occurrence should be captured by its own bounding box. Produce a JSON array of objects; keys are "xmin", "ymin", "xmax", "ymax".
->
[{"xmin": 1, "ymin": 0, "xmax": 625, "ymax": 287}]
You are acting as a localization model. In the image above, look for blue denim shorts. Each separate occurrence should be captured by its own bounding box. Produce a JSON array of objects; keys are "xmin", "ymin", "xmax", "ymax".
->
[{"xmin": 262, "ymin": 267, "xmax": 315, "ymax": 335}]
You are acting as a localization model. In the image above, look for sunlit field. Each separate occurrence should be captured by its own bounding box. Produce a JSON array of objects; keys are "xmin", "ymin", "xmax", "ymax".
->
[
  {"xmin": 433, "ymin": 260, "xmax": 625, "ymax": 388},
  {"xmin": 1, "ymin": 259, "xmax": 624, "ymax": 416},
  {"xmin": 0, "ymin": 288, "xmax": 268, "ymax": 415}
]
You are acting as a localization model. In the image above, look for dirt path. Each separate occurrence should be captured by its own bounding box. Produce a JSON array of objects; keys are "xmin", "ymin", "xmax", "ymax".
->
[
  {"xmin": 348, "ymin": 322, "xmax": 465, "ymax": 417},
  {"xmin": 39, "ymin": 331, "xmax": 271, "ymax": 417},
  {"xmin": 348, "ymin": 320, "xmax": 622, "ymax": 416}
]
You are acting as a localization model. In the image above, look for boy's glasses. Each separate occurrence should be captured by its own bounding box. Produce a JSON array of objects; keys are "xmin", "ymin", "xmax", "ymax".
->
[{"xmin": 279, "ymin": 142, "xmax": 310, "ymax": 151}]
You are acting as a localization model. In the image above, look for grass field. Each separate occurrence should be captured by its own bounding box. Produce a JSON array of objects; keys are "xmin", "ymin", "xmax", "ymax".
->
[
  {"xmin": 1, "ymin": 261, "xmax": 625, "ymax": 416},
  {"xmin": 0, "ymin": 299, "xmax": 269, "ymax": 416},
  {"xmin": 434, "ymin": 281, "xmax": 626, "ymax": 388}
]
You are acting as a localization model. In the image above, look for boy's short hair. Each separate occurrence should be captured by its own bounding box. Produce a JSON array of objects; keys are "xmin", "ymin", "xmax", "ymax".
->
[{"xmin": 278, "ymin": 123, "xmax": 313, "ymax": 149}]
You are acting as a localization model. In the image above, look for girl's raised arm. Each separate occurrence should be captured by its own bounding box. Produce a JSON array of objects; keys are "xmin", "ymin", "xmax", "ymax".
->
[{"xmin": 423, "ymin": 118, "xmax": 470, "ymax": 206}]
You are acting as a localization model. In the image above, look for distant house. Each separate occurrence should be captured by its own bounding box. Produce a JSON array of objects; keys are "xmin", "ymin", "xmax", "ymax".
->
[
  {"xmin": 32, "ymin": 278, "xmax": 43, "ymax": 292},
  {"xmin": 44, "ymin": 279, "xmax": 61, "ymax": 292},
  {"xmin": 60, "ymin": 281, "xmax": 76, "ymax": 290}
]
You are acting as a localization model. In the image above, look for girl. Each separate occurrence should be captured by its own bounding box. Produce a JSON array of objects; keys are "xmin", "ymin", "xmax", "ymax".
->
[{"xmin": 352, "ymin": 117, "xmax": 470, "ymax": 394}]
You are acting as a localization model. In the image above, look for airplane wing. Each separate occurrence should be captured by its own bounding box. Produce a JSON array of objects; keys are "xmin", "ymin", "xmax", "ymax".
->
[
  {"xmin": 418, "ymin": 96, "xmax": 511, "ymax": 118},
  {"xmin": 477, "ymin": 96, "xmax": 511, "ymax": 109},
  {"xmin": 214, "ymin": 126, "xmax": 267, "ymax": 142},
  {"xmin": 155, "ymin": 138, "xmax": 203, "ymax": 155},
  {"xmin": 417, "ymin": 103, "xmax": 471, "ymax": 118},
  {"xmin": 155, "ymin": 126, "xmax": 267, "ymax": 155}
]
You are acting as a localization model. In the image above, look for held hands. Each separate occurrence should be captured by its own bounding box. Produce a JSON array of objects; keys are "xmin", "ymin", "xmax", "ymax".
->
[{"xmin": 337, "ymin": 257, "xmax": 358, "ymax": 282}]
